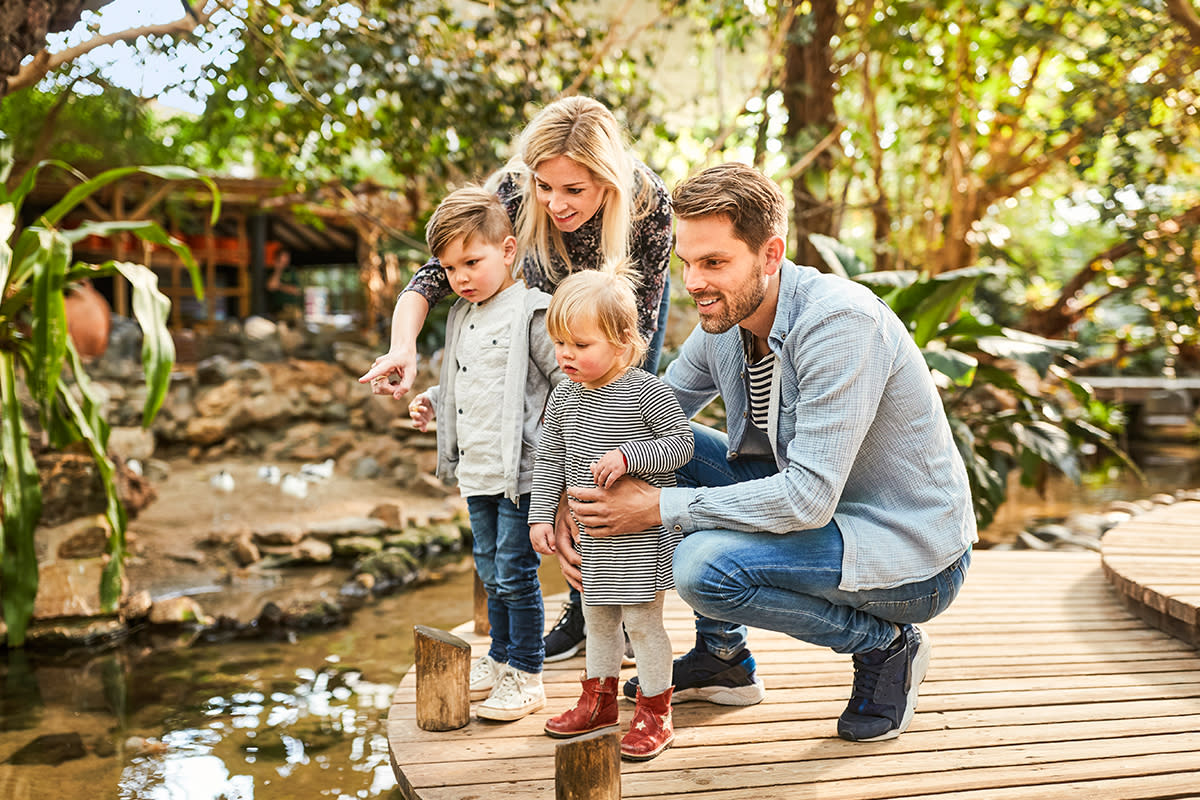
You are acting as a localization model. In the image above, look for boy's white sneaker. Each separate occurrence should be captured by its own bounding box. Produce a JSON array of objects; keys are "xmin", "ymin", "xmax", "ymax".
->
[
  {"xmin": 470, "ymin": 654, "xmax": 505, "ymax": 701},
  {"xmin": 475, "ymin": 666, "xmax": 546, "ymax": 722}
]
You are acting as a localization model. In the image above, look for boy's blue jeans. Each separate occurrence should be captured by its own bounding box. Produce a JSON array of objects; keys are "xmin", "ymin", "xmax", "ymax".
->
[
  {"xmin": 466, "ymin": 493, "xmax": 544, "ymax": 673},
  {"xmin": 672, "ymin": 423, "xmax": 970, "ymax": 657}
]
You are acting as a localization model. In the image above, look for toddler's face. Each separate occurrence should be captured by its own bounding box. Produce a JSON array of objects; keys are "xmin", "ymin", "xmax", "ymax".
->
[
  {"xmin": 552, "ymin": 319, "xmax": 627, "ymax": 389},
  {"xmin": 439, "ymin": 234, "xmax": 517, "ymax": 304}
]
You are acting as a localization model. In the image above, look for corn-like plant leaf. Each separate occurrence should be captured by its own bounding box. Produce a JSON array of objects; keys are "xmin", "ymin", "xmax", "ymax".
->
[
  {"xmin": 43, "ymin": 164, "xmax": 219, "ymax": 228},
  {"xmin": 0, "ymin": 353, "xmax": 43, "ymax": 647},
  {"xmin": 66, "ymin": 221, "xmax": 205, "ymax": 301},
  {"xmin": 0, "ymin": 203, "xmax": 13, "ymax": 295},
  {"xmin": 113, "ymin": 262, "xmax": 176, "ymax": 425},
  {"xmin": 60, "ymin": 345, "xmax": 126, "ymax": 612},
  {"xmin": 29, "ymin": 231, "xmax": 70, "ymax": 420}
]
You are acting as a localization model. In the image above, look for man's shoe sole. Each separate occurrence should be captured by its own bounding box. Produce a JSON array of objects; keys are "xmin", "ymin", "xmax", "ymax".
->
[
  {"xmin": 670, "ymin": 678, "xmax": 766, "ymax": 706},
  {"xmin": 844, "ymin": 627, "xmax": 932, "ymax": 742}
]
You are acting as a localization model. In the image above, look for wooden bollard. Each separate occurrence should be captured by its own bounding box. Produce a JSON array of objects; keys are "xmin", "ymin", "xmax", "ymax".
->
[
  {"xmin": 473, "ymin": 572, "xmax": 490, "ymax": 635},
  {"xmin": 555, "ymin": 728, "xmax": 621, "ymax": 800},
  {"xmin": 413, "ymin": 625, "xmax": 471, "ymax": 731}
]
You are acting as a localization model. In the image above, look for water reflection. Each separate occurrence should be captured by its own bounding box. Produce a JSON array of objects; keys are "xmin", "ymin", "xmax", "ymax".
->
[{"xmin": 0, "ymin": 569, "xmax": 478, "ymax": 800}]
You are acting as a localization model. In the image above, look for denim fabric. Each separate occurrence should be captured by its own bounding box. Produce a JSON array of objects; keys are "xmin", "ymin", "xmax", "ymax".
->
[
  {"xmin": 467, "ymin": 493, "xmax": 545, "ymax": 673},
  {"xmin": 673, "ymin": 424, "xmax": 970, "ymax": 656}
]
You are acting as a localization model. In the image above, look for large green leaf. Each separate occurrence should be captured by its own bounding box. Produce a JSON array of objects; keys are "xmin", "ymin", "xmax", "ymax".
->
[
  {"xmin": 113, "ymin": 262, "xmax": 176, "ymax": 425},
  {"xmin": 60, "ymin": 345, "xmax": 126, "ymax": 613},
  {"xmin": 1012, "ymin": 420, "xmax": 1081, "ymax": 483},
  {"xmin": 29, "ymin": 231, "xmax": 70, "ymax": 418},
  {"xmin": 808, "ymin": 233, "xmax": 870, "ymax": 278},
  {"xmin": 924, "ymin": 348, "xmax": 978, "ymax": 388},
  {"xmin": 0, "ymin": 202, "xmax": 13, "ymax": 295},
  {"xmin": 0, "ymin": 353, "xmax": 42, "ymax": 647},
  {"xmin": 41, "ymin": 164, "xmax": 220, "ymax": 229},
  {"xmin": 65, "ymin": 221, "xmax": 205, "ymax": 301}
]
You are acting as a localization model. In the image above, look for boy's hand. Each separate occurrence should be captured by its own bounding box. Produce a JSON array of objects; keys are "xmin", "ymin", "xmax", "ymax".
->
[
  {"xmin": 590, "ymin": 448, "xmax": 628, "ymax": 488},
  {"xmin": 530, "ymin": 522, "xmax": 557, "ymax": 555},
  {"xmin": 359, "ymin": 348, "xmax": 417, "ymax": 399},
  {"xmin": 408, "ymin": 393, "xmax": 434, "ymax": 431}
]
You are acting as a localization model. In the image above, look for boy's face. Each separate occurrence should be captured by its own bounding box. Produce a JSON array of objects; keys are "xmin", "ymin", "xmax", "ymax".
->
[{"xmin": 439, "ymin": 234, "xmax": 518, "ymax": 304}]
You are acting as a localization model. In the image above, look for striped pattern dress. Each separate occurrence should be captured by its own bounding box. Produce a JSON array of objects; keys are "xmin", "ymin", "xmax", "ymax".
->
[{"xmin": 530, "ymin": 369, "xmax": 694, "ymax": 604}]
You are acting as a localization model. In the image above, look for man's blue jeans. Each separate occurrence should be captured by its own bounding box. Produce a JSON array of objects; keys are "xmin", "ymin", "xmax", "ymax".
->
[
  {"xmin": 672, "ymin": 424, "xmax": 970, "ymax": 657},
  {"xmin": 466, "ymin": 493, "xmax": 545, "ymax": 673}
]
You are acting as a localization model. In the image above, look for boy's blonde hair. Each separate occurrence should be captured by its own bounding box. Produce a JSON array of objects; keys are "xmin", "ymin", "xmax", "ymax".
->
[
  {"xmin": 426, "ymin": 184, "xmax": 515, "ymax": 267},
  {"xmin": 492, "ymin": 96, "xmax": 653, "ymax": 285},
  {"xmin": 546, "ymin": 262, "xmax": 648, "ymax": 371}
]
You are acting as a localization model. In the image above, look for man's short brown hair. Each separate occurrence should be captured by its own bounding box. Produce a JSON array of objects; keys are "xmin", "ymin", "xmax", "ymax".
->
[
  {"xmin": 426, "ymin": 184, "xmax": 513, "ymax": 259},
  {"xmin": 671, "ymin": 162, "xmax": 787, "ymax": 253}
]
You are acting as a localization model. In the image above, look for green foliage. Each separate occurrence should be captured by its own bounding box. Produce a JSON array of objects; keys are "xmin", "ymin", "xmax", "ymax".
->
[
  {"xmin": 0, "ymin": 143, "xmax": 212, "ymax": 647},
  {"xmin": 811, "ymin": 235, "xmax": 1131, "ymax": 530},
  {"xmin": 170, "ymin": 1, "xmax": 662, "ymax": 193}
]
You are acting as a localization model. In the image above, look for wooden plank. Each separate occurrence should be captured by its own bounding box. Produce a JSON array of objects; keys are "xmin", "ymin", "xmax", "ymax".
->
[{"xmin": 390, "ymin": 544, "xmax": 1200, "ymax": 799}]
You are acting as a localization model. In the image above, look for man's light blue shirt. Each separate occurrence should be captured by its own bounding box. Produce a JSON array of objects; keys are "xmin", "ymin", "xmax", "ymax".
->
[{"xmin": 661, "ymin": 259, "xmax": 977, "ymax": 591}]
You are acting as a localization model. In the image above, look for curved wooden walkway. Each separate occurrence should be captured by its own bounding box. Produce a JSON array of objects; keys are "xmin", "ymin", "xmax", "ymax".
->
[{"xmin": 389, "ymin": 527, "xmax": 1200, "ymax": 798}]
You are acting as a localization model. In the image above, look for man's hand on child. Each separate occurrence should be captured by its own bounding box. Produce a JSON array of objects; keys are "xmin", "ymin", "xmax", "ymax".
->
[
  {"xmin": 408, "ymin": 394, "xmax": 434, "ymax": 431},
  {"xmin": 590, "ymin": 449, "xmax": 628, "ymax": 488}
]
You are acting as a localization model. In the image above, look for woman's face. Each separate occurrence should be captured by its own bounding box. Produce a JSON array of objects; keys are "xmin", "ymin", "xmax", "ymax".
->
[{"xmin": 533, "ymin": 156, "xmax": 607, "ymax": 233}]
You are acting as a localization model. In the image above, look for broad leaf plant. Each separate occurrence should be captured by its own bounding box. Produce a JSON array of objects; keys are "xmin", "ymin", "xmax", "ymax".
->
[{"xmin": 0, "ymin": 140, "xmax": 215, "ymax": 647}]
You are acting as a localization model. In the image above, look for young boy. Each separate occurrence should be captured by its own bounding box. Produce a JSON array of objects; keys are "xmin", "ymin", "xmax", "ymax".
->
[{"xmin": 405, "ymin": 185, "xmax": 564, "ymax": 721}]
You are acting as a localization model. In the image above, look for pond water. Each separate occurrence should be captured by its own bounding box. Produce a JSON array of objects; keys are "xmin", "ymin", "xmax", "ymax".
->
[{"xmin": 1, "ymin": 441, "xmax": 1197, "ymax": 799}]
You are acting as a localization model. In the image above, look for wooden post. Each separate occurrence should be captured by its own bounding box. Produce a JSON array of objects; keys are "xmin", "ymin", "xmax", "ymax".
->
[
  {"xmin": 473, "ymin": 572, "xmax": 490, "ymax": 636},
  {"xmin": 555, "ymin": 729, "xmax": 621, "ymax": 800},
  {"xmin": 413, "ymin": 625, "xmax": 470, "ymax": 731}
]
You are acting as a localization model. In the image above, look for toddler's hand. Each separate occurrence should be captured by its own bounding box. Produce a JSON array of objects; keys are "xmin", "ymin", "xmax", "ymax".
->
[
  {"xmin": 408, "ymin": 393, "xmax": 434, "ymax": 431},
  {"xmin": 590, "ymin": 449, "xmax": 628, "ymax": 488},
  {"xmin": 530, "ymin": 522, "xmax": 557, "ymax": 555}
]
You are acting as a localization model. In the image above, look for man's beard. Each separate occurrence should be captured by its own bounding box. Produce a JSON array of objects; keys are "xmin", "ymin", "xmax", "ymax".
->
[{"xmin": 692, "ymin": 263, "xmax": 767, "ymax": 334}]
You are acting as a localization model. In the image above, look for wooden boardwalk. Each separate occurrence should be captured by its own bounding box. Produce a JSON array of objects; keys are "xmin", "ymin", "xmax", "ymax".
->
[{"xmin": 389, "ymin": 535, "xmax": 1200, "ymax": 797}]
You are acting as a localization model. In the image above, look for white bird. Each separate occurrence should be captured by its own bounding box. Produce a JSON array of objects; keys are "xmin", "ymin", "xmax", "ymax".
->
[
  {"xmin": 209, "ymin": 470, "xmax": 235, "ymax": 493},
  {"xmin": 300, "ymin": 458, "xmax": 335, "ymax": 482},
  {"xmin": 127, "ymin": 459, "xmax": 143, "ymax": 476},
  {"xmin": 280, "ymin": 473, "xmax": 308, "ymax": 500},
  {"xmin": 257, "ymin": 464, "xmax": 282, "ymax": 485}
]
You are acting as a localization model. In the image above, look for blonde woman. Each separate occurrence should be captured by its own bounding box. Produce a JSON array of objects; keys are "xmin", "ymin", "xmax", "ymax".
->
[{"xmin": 362, "ymin": 95, "xmax": 674, "ymax": 660}]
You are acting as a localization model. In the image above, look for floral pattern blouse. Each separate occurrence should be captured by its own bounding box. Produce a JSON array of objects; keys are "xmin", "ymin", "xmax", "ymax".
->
[{"xmin": 403, "ymin": 163, "xmax": 673, "ymax": 339}]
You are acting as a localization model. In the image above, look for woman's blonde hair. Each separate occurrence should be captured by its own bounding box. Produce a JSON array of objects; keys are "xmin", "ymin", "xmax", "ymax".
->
[
  {"xmin": 494, "ymin": 96, "xmax": 652, "ymax": 285},
  {"xmin": 546, "ymin": 261, "xmax": 648, "ymax": 371}
]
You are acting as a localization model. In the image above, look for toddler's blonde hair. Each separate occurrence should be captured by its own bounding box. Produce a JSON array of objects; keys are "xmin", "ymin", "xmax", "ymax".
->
[{"xmin": 546, "ymin": 261, "xmax": 648, "ymax": 371}]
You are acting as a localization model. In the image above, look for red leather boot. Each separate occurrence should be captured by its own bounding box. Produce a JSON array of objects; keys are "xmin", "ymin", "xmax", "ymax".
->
[
  {"xmin": 620, "ymin": 687, "xmax": 674, "ymax": 761},
  {"xmin": 544, "ymin": 676, "xmax": 619, "ymax": 738}
]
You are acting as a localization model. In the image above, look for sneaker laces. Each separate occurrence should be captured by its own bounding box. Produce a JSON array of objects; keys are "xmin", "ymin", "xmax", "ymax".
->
[
  {"xmin": 848, "ymin": 639, "xmax": 899, "ymax": 714},
  {"xmin": 488, "ymin": 668, "xmax": 526, "ymax": 704},
  {"xmin": 470, "ymin": 656, "xmax": 496, "ymax": 685},
  {"xmin": 549, "ymin": 602, "xmax": 580, "ymax": 633}
]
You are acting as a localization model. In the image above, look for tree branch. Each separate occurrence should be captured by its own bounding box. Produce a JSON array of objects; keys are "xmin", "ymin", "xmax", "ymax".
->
[
  {"xmin": 4, "ymin": 5, "xmax": 216, "ymax": 97},
  {"xmin": 1166, "ymin": 0, "xmax": 1200, "ymax": 45}
]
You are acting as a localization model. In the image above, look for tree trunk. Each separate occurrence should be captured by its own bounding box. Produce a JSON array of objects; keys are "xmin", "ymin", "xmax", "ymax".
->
[{"xmin": 782, "ymin": 0, "xmax": 839, "ymax": 269}]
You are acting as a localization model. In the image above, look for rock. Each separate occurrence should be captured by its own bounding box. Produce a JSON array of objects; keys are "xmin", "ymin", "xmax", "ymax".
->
[
  {"xmin": 295, "ymin": 538, "xmax": 334, "ymax": 563},
  {"xmin": 195, "ymin": 354, "xmax": 235, "ymax": 385},
  {"xmin": 55, "ymin": 517, "xmax": 111, "ymax": 559},
  {"xmin": 121, "ymin": 590, "xmax": 153, "ymax": 621},
  {"xmin": 24, "ymin": 617, "xmax": 128, "ymax": 647},
  {"xmin": 7, "ymin": 732, "xmax": 88, "ymax": 765},
  {"xmin": 332, "ymin": 341, "xmax": 377, "ymax": 379},
  {"xmin": 350, "ymin": 456, "xmax": 382, "ymax": 480},
  {"xmin": 108, "ymin": 426, "xmax": 157, "ymax": 461},
  {"xmin": 306, "ymin": 517, "xmax": 387, "ymax": 539},
  {"xmin": 368, "ymin": 502, "xmax": 406, "ymax": 530},
  {"xmin": 148, "ymin": 596, "xmax": 209, "ymax": 625},
  {"xmin": 1149, "ymin": 492, "xmax": 1176, "ymax": 505},
  {"xmin": 254, "ymin": 523, "xmax": 305, "ymax": 546},
  {"xmin": 232, "ymin": 535, "xmax": 261, "ymax": 566},
  {"xmin": 331, "ymin": 536, "xmax": 384, "ymax": 558},
  {"xmin": 33, "ymin": 558, "xmax": 108, "ymax": 618}
]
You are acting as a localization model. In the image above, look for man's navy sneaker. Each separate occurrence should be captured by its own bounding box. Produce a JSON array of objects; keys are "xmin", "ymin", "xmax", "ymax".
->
[
  {"xmin": 837, "ymin": 624, "xmax": 931, "ymax": 742},
  {"xmin": 623, "ymin": 636, "xmax": 765, "ymax": 705},
  {"xmin": 543, "ymin": 600, "xmax": 586, "ymax": 663}
]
